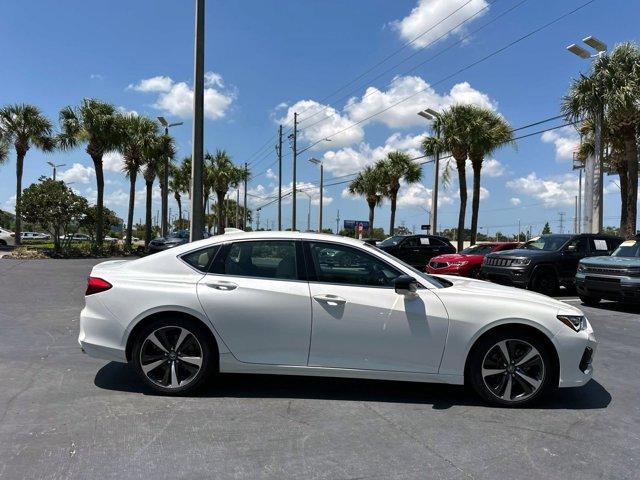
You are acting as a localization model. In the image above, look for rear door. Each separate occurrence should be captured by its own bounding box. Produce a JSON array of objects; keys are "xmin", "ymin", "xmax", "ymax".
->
[
  {"xmin": 304, "ymin": 241, "xmax": 449, "ymax": 373},
  {"xmin": 196, "ymin": 239, "xmax": 312, "ymax": 366},
  {"xmin": 559, "ymin": 236, "xmax": 590, "ymax": 280}
]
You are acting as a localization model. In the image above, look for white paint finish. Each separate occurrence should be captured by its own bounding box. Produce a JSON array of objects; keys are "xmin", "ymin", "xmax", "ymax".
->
[
  {"xmin": 197, "ymin": 274, "xmax": 312, "ymax": 365},
  {"xmin": 308, "ymin": 284, "xmax": 448, "ymax": 373}
]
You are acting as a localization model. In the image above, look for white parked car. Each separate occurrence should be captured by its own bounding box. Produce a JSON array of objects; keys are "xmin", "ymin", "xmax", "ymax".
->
[
  {"xmin": 59, "ymin": 233, "xmax": 91, "ymax": 242},
  {"xmin": 0, "ymin": 227, "xmax": 15, "ymax": 247},
  {"xmin": 21, "ymin": 231, "xmax": 51, "ymax": 241},
  {"xmin": 79, "ymin": 231, "xmax": 597, "ymax": 406}
]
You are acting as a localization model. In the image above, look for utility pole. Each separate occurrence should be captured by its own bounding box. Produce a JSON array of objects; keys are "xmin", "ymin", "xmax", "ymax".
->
[
  {"xmin": 190, "ymin": 0, "xmax": 205, "ymax": 242},
  {"xmin": 290, "ymin": 112, "xmax": 298, "ymax": 231},
  {"xmin": 517, "ymin": 219, "xmax": 521, "ymax": 242},
  {"xmin": 309, "ymin": 158, "xmax": 323, "ymax": 232},
  {"xmin": 336, "ymin": 209, "xmax": 340, "ymax": 235},
  {"xmin": 47, "ymin": 162, "xmax": 65, "ymax": 181},
  {"xmin": 559, "ymin": 212, "xmax": 565, "ymax": 234},
  {"xmin": 277, "ymin": 125, "xmax": 283, "ymax": 231},
  {"xmin": 256, "ymin": 208, "xmax": 261, "ymax": 231},
  {"xmin": 574, "ymin": 196, "xmax": 579, "ymax": 233},
  {"xmin": 243, "ymin": 162, "xmax": 248, "ymax": 230},
  {"xmin": 158, "ymin": 117, "xmax": 183, "ymax": 237},
  {"xmin": 235, "ymin": 188, "xmax": 240, "ymax": 228},
  {"xmin": 418, "ymin": 108, "xmax": 441, "ymax": 234}
]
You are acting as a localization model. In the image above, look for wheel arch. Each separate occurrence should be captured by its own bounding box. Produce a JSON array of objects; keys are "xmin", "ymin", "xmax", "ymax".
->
[
  {"xmin": 124, "ymin": 307, "xmax": 223, "ymax": 366},
  {"xmin": 462, "ymin": 321, "xmax": 560, "ymax": 387},
  {"xmin": 528, "ymin": 263, "xmax": 559, "ymax": 287}
]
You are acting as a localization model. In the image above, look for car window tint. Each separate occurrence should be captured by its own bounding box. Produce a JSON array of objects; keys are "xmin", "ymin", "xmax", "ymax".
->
[
  {"xmin": 308, "ymin": 242, "xmax": 401, "ymax": 287},
  {"xmin": 404, "ymin": 237, "xmax": 420, "ymax": 247},
  {"xmin": 218, "ymin": 241, "xmax": 298, "ymax": 280},
  {"xmin": 567, "ymin": 237, "xmax": 589, "ymax": 254},
  {"xmin": 181, "ymin": 245, "xmax": 220, "ymax": 272}
]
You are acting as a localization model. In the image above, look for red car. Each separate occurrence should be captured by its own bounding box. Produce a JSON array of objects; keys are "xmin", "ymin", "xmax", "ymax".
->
[{"xmin": 426, "ymin": 242, "xmax": 520, "ymax": 278}]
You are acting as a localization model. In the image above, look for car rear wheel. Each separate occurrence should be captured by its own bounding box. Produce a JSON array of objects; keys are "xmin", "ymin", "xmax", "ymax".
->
[
  {"xmin": 579, "ymin": 295, "xmax": 601, "ymax": 306},
  {"xmin": 132, "ymin": 317, "xmax": 213, "ymax": 395},
  {"xmin": 531, "ymin": 269, "xmax": 558, "ymax": 296},
  {"xmin": 469, "ymin": 330, "xmax": 554, "ymax": 407},
  {"xmin": 469, "ymin": 266, "xmax": 481, "ymax": 279}
]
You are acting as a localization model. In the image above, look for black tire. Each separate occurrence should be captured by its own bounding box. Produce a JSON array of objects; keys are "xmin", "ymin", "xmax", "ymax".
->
[
  {"xmin": 131, "ymin": 316, "xmax": 215, "ymax": 395},
  {"xmin": 0, "ymin": 240, "xmax": 6, "ymax": 247},
  {"xmin": 469, "ymin": 266, "xmax": 482, "ymax": 279},
  {"xmin": 468, "ymin": 329, "xmax": 556, "ymax": 407},
  {"xmin": 579, "ymin": 295, "xmax": 601, "ymax": 306},
  {"xmin": 530, "ymin": 268, "xmax": 558, "ymax": 296}
]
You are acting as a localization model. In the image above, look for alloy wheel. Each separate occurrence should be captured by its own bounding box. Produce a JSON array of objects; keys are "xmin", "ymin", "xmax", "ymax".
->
[
  {"xmin": 139, "ymin": 326, "xmax": 203, "ymax": 389},
  {"xmin": 481, "ymin": 339, "xmax": 545, "ymax": 403}
]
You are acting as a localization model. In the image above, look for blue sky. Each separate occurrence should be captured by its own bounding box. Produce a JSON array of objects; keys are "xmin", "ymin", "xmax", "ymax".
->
[{"xmin": 1, "ymin": 0, "xmax": 638, "ymax": 235}]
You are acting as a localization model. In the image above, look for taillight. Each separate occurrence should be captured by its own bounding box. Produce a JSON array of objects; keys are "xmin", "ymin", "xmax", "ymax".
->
[{"xmin": 86, "ymin": 277, "xmax": 112, "ymax": 295}]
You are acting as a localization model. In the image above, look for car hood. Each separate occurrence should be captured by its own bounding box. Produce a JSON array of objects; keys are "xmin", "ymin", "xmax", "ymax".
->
[
  {"xmin": 432, "ymin": 274, "xmax": 579, "ymax": 313},
  {"xmin": 581, "ymin": 255, "xmax": 639, "ymax": 266},
  {"xmin": 430, "ymin": 253, "xmax": 483, "ymax": 263},
  {"xmin": 488, "ymin": 248, "xmax": 554, "ymax": 259}
]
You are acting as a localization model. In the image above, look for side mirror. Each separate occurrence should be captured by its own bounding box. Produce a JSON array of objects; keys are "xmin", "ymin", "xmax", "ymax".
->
[
  {"xmin": 565, "ymin": 244, "xmax": 577, "ymax": 253},
  {"xmin": 393, "ymin": 275, "xmax": 418, "ymax": 295}
]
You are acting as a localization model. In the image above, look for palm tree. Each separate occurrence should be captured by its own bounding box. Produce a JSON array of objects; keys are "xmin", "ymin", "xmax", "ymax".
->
[
  {"xmin": 467, "ymin": 107, "xmax": 514, "ymax": 244},
  {"xmin": 142, "ymin": 134, "xmax": 175, "ymax": 245},
  {"xmin": 205, "ymin": 150, "xmax": 245, "ymax": 235},
  {"xmin": 119, "ymin": 115, "xmax": 158, "ymax": 248},
  {"xmin": 348, "ymin": 164, "xmax": 385, "ymax": 237},
  {"xmin": 422, "ymin": 105, "xmax": 475, "ymax": 251},
  {"xmin": 0, "ymin": 105, "xmax": 55, "ymax": 245},
  {"xmin": 0, "ymin": 133, "xmax": 8, "ymax": 166},
  {"xmin": 169, "ymin": 159, "xmax": 189, "ymax": 230},
  {"xmin": 58, "ymin": 99, "xmax": 123, "ymax": 245},
  {"xmin": 377, "ymin": 151, "xmax": 422, "ymax": 236}
]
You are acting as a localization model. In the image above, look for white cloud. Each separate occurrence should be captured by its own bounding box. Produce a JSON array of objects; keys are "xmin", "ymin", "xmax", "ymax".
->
[
  {"xmin": 344, "ymin": 76, "xmax": 496, "ymax": 129},
  {"xmin": 58, "ymin": 163, "xmax": 95, "ymax": 184},
  {"xmin": 90, "ymin": 73, "xmax": 104, "ymax": 80},
  {"xmin": 391, "ymin": 0, "xmax": 489, "ymax": 49},
  {"xmin": 266, "ymin": 168, "xmax": 278, "ymax": 180},
  {"xmin": 541, "ymin": 126, "xmax": 579, "ymax": 162},
  {"xmin": 510, "ymin": 197, "xmax": 522, "ymax": 206},
  {"xmin": 454, "ymin": 186, "xmax": 489, "ymax": 201},
  {"xmin": 322, "ymin": 132, "xmax": 424, "ymax": 176},
  {"xmin": 117, "ymin": 106, "xmax": 138, "ymax": 116},
  {"xmin": 506, "ymin": 173, "xmax": 578, "ymax": 207},
  {"xmin": 130, "ymin": 72, "xmax": 236, "ymax": 120},
  {"xmin": 397, "ymin": 181, "xmax": 454, "ymax": 208},
  {"xmin": 276, "ymin": 100, "xmax": 364, "ymax": 149},
  {"xmin": 103, "ymin": 151, "xmax": 125, "ymax": 173},
  {"xmin": 128, "ymin": 75, "xmax": 174, "ymax": 93},
  {"xmin": 2, "ymin": 195, "xmax": 16, "ymax": 213},
  {"xmin": 482, "ymin": 158, "xmax": 505, "ymax": 177}
]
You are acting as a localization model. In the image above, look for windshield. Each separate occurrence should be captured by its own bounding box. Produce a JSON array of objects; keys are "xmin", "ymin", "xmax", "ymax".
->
[
  {"xmin": 612, "ymin": 239, "xmax": 640, "ymax": 258},
  {"xmin": 461, "ymin": 244, "xmax": 496, "ymax": 255},
  {"xmin": 378, "ymin": 236, "xmax": 406, "ymax": 247},
  {"xmin": 366, "ymin": 244, "xmax": 450, "ymax": 289},
  {"xmin": 520, "ymin": 235, "xmax": 571, "ymax": 251}
]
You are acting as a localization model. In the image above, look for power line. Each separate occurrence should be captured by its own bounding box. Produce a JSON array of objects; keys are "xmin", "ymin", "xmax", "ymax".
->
[{"xmin": 297, "ymin": 0, "xmax": 595, "ymax": 152}]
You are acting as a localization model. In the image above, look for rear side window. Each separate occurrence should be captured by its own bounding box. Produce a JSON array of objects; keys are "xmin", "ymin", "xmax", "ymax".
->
[
  {"xmin": 591, "ymin": 237, "xmax": 622, "ymax": 253},
  {"xmin": 181, "ymin": 245, "xmax": 220, "ymax": 272},
  {"xmin": 212, "ymin": 240, "xmax": 298, "ymax": 280}
]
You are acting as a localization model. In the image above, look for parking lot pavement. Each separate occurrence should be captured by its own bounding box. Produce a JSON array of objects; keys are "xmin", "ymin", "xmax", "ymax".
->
[{"xmin": 0, "ymin": 259, "xmax": 638, "ymax": 480}]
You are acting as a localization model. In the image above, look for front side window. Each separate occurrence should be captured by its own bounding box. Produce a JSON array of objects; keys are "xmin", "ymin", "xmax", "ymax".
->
[
  {"xmin": 378, "ymin": 236, "xmax": 406, "ymax": 247},
  {"xmin": 566, "ymin": 237, "xmax": 589, "ymax": 254},
  {"xmin": 214, "ymin": 240, "xmax": 298, "ymax": 280},
  {"xmin": 307, "ymin": 242, "xmax": 401, "ymax": 287}
]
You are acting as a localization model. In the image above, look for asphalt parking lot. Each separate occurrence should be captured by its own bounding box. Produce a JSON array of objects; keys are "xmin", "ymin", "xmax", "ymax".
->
[{"xmin": 0, "ymin": 258, "xmax": 638, "ymax": 480}]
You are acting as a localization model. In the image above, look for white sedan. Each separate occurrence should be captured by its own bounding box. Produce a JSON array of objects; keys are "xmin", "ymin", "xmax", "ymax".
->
[{"xmin": 79, "ymin": 231, "xmax": 596, "ymax": 406}]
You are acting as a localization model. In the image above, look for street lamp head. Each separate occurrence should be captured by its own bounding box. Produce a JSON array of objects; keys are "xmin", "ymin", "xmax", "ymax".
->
[
  {"xmin": 567, "ymin": 43, "xmax": 591, "ymax": 59},
  {"xmin": 308, "ymin": 157, "xmax": 321, "ymax": 165},
  {"xmin": 157, "ymin": 116, "xmax": 168, "ymax": 127},
  {"xmin": 425, "ymin": 108, "xmax": 439, "ymax": 117},
  {"xmin": 583, "ymin": 36, "xmax": 607, "ymax": 53},
  {"xmin": 168, "ymin": 122, "xmax": 184, "ymax": 128},
  {"xmin": 417, "ymin": 110, "xmax": 433, "ymax": 120}
]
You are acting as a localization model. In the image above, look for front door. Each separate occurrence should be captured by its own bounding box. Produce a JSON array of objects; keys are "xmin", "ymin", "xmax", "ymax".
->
[
  {"xmin": 197, "ymin": 239, "xmax": 311, "ymax": 366},
  {"xmin": 304, "ymin": 241, "xmax": 449, "ymax": 373}
]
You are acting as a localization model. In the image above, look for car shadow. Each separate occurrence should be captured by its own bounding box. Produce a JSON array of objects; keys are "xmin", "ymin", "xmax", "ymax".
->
[
  {"xmin": 587, "ymin": 301, "xmax": 640, "ymax": 315},
  {"xmin": 94, "ymin": 362, "xmax": 611, "ymax": 410}
]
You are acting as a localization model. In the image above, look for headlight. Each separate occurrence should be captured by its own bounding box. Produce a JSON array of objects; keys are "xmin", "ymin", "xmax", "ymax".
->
[
  {"xmin": 512, "ymin": 258, "xmax": 531, "ymax": 266},
  {"xmin": 557, "ymin": 314, "xmax": 586, "ymax": 332},
  {"xmin": 577, "ymin": 263, "xmax": 587, "ymax": 273},
  {"xmin": 449, "ymin": 261, "xmax": 468, "ymax": 267}
]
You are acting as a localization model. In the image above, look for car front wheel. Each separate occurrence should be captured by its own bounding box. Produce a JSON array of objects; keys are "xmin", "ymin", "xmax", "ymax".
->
[
  {"xmin": 579, "ymin": 295, "xmax": 601, "ymax": 306},
  {"xmin": 469, "ymin": 330, "xmax": 555, "ymax": 407},
  {"xmin": 530, "ymin": 269, "xmax": 558, "ymax": 296},
  {"xmin": 132, "ymin": 317, "xmax": 214, "ymax": 395}
]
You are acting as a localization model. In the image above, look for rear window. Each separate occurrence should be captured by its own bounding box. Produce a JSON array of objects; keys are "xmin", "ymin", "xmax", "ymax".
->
[{"xmin": 181, "ymin": 245, "xmax": 220, "ymax": 272}]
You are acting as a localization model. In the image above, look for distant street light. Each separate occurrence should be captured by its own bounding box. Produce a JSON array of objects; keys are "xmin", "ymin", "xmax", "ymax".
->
[
  {"xmin": 157, "ymin": 116, "xmax": 183, "ymax": 236},
  {"xmin": 47, "ymin": 162, "xmax": 65, "ymax": 181},
  {"xmin": 309, "ymin": 157, "xmax": 323, "ymax": 232},
  {"xmin": 417, "ymin": 107, "xmax": 441, "ymax": 235},
  {"xmin": 297, "ymin": 189, "xmax": 312, "ymax": 232},
  {"xmin": 566, "ymin": 35, "xmax": 607, "ymax": 234}
]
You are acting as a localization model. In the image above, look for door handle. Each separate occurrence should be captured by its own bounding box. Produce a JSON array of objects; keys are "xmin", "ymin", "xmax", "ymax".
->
[
  {"xmin": 313, "ymin": 294, "xmax": 347, "ymax": 306},
  {"xmin": 205, "ymin": 281, "xmax": 238, "ymax": 291}
]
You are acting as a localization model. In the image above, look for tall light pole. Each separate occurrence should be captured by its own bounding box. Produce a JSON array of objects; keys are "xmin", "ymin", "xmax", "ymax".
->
[
  {"xmin": 276, "ymin": 125, "xmax": 283, "ymax": 230},
  {"xmin": 190, "ymin": 0, "xmax": 205, "ymax": 242},
  {"xmin": 567, "ymin": 35, "xmax": 607, "ymax": 233},
  {"xmin": 288, "ymin": 113, "xmax": 298, "ymax": 230},
  {"xmin": 158, "ymin": 116, "xmax": 183, "ymax": 236},
  {"xmin": 418, "ymin": 108, "xmax": 441, "ymax": 235},
  {"xmin": 298, "ymin": 189, "xmax": 312, "ymax": 232},
  {"xmin": 309, "ymin": 157, "xmax": 323, "ymax": 232},
  {"xmin": 47, "ymin": 162, "xmax": 65, "ymax": 181}
]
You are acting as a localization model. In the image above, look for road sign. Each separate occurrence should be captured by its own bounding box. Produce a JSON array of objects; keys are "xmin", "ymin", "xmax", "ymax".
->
[
  {"xmin": 421, "ymin": 224, "xmax": 431, "ymax": 231},
  {"xmin": 344, "ymin": 220, "xmax": 370, "ymax": 230}
]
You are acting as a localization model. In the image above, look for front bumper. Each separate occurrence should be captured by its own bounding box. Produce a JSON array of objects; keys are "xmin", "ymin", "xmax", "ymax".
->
[
  {"xmin": 576, "ymin": 274, "xmax": 640, "ymax": 303},
  {"xmin": 553, "ymin": 319, "xmax": 597, "ymax": 388},
  {"xmin": 480, "ymin": 265, "xmax": 530, "ymax": 287}
]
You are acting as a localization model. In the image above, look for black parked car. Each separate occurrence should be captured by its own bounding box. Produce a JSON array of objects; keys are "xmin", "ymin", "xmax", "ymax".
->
[
  {"xmin": 481, "ymin": 233, "xmax": 623, "ymax": 295},
  {"xmin": 147, "ymin": 230, "xmax": 190, "ymax": 253},
  {"xmin": 377, "ymin": 234, "xmax": 456, "ymax": 269}
]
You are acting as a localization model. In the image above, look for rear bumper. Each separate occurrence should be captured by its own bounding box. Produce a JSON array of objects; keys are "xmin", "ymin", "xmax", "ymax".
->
[
  {"xmin": 480, "ymin": 265, "xmax": 529, "ymax": 287},
  {"xmin": 78, "ymin": 303, "xmax": 127, "ymax": 363}
]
